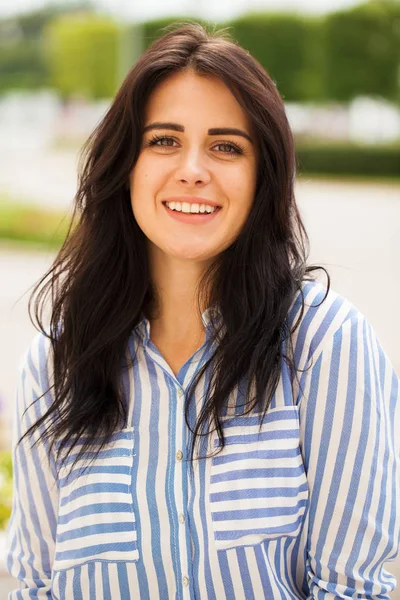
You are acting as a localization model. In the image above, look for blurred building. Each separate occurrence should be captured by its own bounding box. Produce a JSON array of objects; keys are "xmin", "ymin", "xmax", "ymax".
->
[{"xmin": 286, "ymin": 97, "xmax": 400, "ymax": 144}]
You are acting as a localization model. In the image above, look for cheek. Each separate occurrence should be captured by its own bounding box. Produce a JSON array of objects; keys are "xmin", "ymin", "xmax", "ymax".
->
[
  {"xmin": 130, "ymin": 156, "xmax": 168, "ymax": 204},
  {"xmin": 129, "ymin": 164, "xmax": 153, "ymax": 211},
  {"xmin": 230, "ymin": 167, "xmax": 256, "ymax": 209},
  {"xmin": 130, "ymin": 152, "xmax": 156, "ymax": 184}
]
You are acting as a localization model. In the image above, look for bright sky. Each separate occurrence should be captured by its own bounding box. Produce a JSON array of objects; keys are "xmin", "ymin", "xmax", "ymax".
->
[{"xmin": 0, "ymin": 0, "xmax": 360, "ymax": 21}]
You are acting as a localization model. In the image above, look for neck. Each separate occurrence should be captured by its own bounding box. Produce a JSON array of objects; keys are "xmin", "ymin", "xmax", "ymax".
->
[{"xmin": 146, "ymin": 244, "xmax": 213, "ymax": 344}]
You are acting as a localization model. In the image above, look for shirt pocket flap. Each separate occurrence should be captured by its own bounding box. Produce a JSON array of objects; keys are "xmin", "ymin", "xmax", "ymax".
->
[
  {"xmin": 209, "ymin": 406, "xmax": 309, "ymax": 550},
  {"xmin": 54, "ymin": 427, "xmax": 139, "ymax": 572}
]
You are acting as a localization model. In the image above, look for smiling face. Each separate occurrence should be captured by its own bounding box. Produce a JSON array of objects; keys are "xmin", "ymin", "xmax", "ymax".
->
[{"xmin": 129, "ymin": 70, "xmax": 258, "ymax": 265}]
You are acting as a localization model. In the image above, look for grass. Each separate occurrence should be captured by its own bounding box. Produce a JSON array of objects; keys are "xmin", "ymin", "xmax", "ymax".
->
[{"xmin": 0, "ymin": 194, "xmax": 70, "ymax": 249}]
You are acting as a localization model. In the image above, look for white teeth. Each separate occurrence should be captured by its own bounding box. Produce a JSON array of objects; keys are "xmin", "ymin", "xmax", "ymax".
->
[{"xmin": 165, "ymin": 201, "xmax": 219, "ymax": 214}]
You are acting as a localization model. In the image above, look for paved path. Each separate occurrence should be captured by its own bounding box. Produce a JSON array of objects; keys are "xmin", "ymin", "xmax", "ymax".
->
[{"xmin": 0, "ymin": 148, "xmax": 78, "ymax": 209}]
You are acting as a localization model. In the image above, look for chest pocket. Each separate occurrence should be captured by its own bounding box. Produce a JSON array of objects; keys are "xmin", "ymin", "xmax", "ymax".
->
[
  {"xmin": 53, "ymin": 427, "xmax": 139, "ymax": 572},
  {"xmin": 209, "ymin": 406, "xmax": 308, "ymax": 551}
]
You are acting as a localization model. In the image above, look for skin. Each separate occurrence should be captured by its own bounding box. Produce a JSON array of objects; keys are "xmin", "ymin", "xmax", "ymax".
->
[{"xmin": 129, "ymin": 70, "xmax": 257, "ymax": 373}]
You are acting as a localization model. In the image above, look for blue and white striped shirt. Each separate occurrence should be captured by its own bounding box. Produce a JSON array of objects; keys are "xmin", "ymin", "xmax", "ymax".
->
[{"xmin": 5, "ymin": 280, "xmax": 400, "ymax": 599}]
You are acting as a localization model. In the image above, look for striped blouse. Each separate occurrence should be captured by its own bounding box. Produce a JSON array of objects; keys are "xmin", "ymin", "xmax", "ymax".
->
[{"xmin": 5, "ymin": 280, "xmax": 400, "ymax": 599}]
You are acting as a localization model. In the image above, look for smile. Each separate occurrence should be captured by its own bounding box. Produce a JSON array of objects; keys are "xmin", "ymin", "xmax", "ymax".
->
[
  {"xmin": 162, "ymin": 202, "xmax": 222, "ymax": 224},
  {"xmin": 164, "ymin": 200, "xmax": 220, "ymax": 214}
]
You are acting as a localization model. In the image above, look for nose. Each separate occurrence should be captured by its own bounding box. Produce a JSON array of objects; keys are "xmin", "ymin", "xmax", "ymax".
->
[{"xmin": 174, "ymin": 149, "xmax": 211, "ymax": 186}]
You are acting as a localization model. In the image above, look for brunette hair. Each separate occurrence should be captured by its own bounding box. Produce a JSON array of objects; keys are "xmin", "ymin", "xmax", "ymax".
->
[{"xmin": 22, "ymin": 21, "xmax": 329, "ymax": 469}]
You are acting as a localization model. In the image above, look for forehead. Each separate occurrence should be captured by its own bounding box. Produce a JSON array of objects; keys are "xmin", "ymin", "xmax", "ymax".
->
[{"xmin": 144, "ymin": 71, "xmax": 252, "ymax": 130}]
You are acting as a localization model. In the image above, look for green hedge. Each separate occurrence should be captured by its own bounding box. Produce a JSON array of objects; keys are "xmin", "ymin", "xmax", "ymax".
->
[
  {"xmin": 225, "ymin": 14, "xmax": 326, "ymax": 102},
  {"xmin": 0, "ymin": 38, "xmax": 48, "ymax": 93},
  {"xmin": 323, "ymin": 2, "xmax": 400, "ymax": 103},
  {"xmin": 296, "ymin": 142, "xmax": 400, "ymax": 178},
  {"xmin": 134, "ymin": 8, "xmax": 400, "ymax": 103}
]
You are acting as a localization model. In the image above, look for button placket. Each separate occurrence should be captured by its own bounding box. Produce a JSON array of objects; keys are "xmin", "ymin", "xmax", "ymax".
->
[{"xmin": 173, "ymin": 382, "xmax": 192, "ymax": 597}]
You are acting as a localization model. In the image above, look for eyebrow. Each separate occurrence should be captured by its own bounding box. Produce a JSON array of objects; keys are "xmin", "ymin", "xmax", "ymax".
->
[{"xmin": 143, "ymin": 122, "xmax": 254, "ymax": 144}]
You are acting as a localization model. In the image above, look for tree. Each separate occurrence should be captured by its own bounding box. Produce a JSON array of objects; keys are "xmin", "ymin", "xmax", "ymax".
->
[
  {"xmin": 227, "ymin": 13, "xmax": 326, "ymax": 102},
  {"xmin": 323, "ymin": 0, "xmax": 400, "ymax": 102},
  {"xmin": 44, "ymin": 13, "xmax": 119, "ymax": 99}
]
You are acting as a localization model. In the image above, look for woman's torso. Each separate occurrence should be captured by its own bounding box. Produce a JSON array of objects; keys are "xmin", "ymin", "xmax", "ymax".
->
[{"xmin": 49, "ymin": 281, "xmax": 333, "ymax": 600}]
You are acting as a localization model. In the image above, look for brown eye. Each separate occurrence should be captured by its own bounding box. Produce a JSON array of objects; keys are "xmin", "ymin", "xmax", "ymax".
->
[
  {"xmin": 146, "ymin": 135, "xmax": 177, "ymax": 147},
  {"xmin": 214, "ymin": 142, "xmax": 243, "ymax": 155}
]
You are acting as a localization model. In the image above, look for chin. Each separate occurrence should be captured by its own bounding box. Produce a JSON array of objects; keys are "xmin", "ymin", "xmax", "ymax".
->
[{"xmin": 166, "ymin": 246, "xmax": 216, "ymax": 262}]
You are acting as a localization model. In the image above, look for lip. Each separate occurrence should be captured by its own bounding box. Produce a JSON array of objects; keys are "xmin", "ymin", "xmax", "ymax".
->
[{"xmin": 163, "ymin": 197, "xmax": 221, "ymax": 208}]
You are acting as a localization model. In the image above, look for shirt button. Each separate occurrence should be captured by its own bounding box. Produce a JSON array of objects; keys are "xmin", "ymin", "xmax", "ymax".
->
[
  {"xmin": 177, "ymin": 388, "xmax": 184, "ymax": 397},
  {"xmin": 178, "ymin": 512, "xmax": 185, "ymax": 524},
  {"xmin": 176, "ymin": 450, "xmax": 183, "ymax": 461},
  {"xmin": 182, "ymin": 575, "xmax": 189, "ymax": 587}
]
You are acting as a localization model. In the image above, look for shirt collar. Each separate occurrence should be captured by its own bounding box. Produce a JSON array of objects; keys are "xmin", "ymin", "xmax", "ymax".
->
[{"xmin": 133, "ymin": 303, "xmax": 223, "ymax": 346}]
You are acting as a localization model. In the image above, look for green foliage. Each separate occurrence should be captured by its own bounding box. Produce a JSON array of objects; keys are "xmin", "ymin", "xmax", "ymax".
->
[
  {"xmin": 0, "ymin": 3, "xmax": 96, "ymax": 94},
  {"xmin": 44, "ymin": 14, "xmax": 119, "ymax": 99},
  {"xmin": 296, "ymin": 141, "xmax": 400, "ymax": 178},
  {"xmin": 0, "ymin": 450, "xmax": 12, "ymax": 531},
  {"xmin": 125, "ymin": 15, "xmax": 326, "ymax": 102},
  {"xmin": 0, "ymin": 2, "xmax": 399, "ymax": 102},
  {"xmin": 226, "ymin": 13, "xmax": 326, "ymax": 102},
  {"xmin": 323, "ymin": 1, "xmax": 400, "ymax": 102},
  {"xmin": 0, "ymin": 39, "xmax": 48, "ymax": 92}
]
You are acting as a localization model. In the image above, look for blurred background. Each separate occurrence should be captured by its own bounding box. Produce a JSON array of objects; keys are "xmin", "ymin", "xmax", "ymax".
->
[{"xmin": 0, "ymin": 0, "xmax": 399, "ymax": 596}]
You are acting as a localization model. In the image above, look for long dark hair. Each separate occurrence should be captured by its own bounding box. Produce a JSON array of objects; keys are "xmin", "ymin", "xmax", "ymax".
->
[{"xmin": 22, "ymin": 21, "xmax": 329, "ymax": 470}]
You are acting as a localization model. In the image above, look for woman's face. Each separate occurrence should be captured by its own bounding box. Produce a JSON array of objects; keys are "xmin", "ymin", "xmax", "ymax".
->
[{"xmin": 129, "ymin": 70, "xmax": 258, "ymax": 264}]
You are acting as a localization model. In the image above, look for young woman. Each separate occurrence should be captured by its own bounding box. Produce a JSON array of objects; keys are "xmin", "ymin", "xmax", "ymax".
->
[{"xmin": 6, "ymin": 22, "xmax": 400, "ymax": 600}]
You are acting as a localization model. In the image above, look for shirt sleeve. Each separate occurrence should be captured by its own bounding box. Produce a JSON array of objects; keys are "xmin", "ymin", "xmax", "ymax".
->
[
  {"xmin": 298, "ymin": 311, "xmax": 400, "ymax": 599},
  {"xmin": 5, "ymin": 333, "xmax": 59, "ymax": 599}
]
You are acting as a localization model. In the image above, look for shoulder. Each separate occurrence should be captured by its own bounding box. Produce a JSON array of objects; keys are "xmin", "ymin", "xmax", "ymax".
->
[
  {"xmin": 19, "ymin": 330, "xmax": 53, "ymax": 379},
  {"xmin": 17, "ymin": 330, "xmax": 54, "ymax": 416},
  {"xmin": 286, "ymin": 278, "xmax": 367, "ymax": 372}
]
